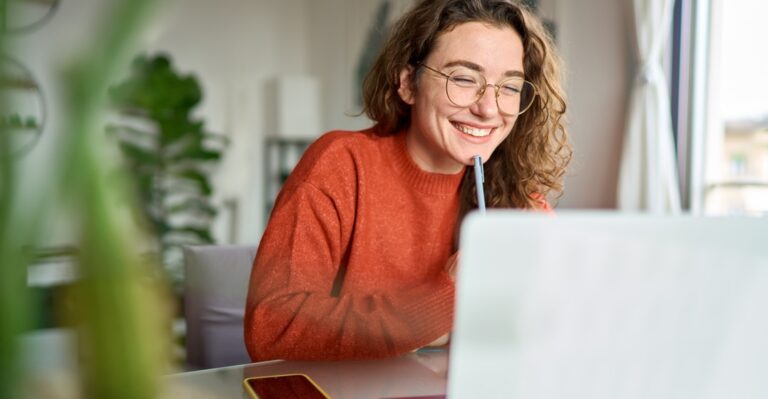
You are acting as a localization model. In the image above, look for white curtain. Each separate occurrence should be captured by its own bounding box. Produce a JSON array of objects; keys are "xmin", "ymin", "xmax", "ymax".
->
[{"xmin": 617, "ymin": 0, "xmax": 682, "ymax": 213}]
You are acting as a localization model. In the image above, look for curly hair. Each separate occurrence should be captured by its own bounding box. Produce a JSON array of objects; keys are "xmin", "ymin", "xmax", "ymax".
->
[{"xmin": 362, "ymin": 0, "xmax": 571, "ymax": 215}]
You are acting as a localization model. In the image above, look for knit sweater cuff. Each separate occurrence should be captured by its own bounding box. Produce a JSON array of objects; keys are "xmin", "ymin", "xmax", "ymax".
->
[{"xmin": 400, "ymin": 275, "xmax": 456, "ymax": 345}]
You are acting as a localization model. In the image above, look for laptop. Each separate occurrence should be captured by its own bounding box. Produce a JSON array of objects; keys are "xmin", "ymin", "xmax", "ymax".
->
[{"xmin": 448, "ymin": 211, "xmax": 768, "ymax": 399}]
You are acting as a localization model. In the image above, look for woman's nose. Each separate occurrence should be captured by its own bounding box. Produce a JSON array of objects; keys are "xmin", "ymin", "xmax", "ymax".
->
[{"xmin": 471, "ymin": 85, "xmax": 500, "ymax": 117}]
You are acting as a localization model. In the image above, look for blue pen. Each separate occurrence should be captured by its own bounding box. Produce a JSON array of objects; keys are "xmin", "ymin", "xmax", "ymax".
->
[{"xmin": 473, "ymin": 155, "xmax": 486, "ymax": 214}]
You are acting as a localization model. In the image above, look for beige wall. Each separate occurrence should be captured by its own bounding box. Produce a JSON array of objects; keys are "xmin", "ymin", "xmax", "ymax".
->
[
  {"xmin": 21, "ymin": 0, "xmax": 634, "ymax": 247},
  {"xmin": 307, "ymin": 0, "xmax": 414, "ymax": 132},
  {"xmin": 555, "ymin": 0, "xmax": 631, "ymax": 209}
]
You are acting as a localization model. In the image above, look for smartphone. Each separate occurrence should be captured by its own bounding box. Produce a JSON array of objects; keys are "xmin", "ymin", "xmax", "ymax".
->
[{"xmin": 242, "ymin": 374, "xmax": 331, "ymax": 399}]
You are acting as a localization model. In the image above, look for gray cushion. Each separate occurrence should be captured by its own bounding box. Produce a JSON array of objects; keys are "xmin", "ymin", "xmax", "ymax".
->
[{"xmin": 182, "ymin": 245, "xmax": 257, "ymax": 369}]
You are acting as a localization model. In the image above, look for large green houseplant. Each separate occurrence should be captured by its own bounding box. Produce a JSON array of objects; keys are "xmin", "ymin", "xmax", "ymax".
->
[{"xmin": 107, "ymin": 54, "xmax": 225, "ymax": 287}]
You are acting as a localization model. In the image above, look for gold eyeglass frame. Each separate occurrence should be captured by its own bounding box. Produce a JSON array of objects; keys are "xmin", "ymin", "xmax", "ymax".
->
[{"xmin": 418, "ymin": 63, "xmax": 538, "ymax": 116}]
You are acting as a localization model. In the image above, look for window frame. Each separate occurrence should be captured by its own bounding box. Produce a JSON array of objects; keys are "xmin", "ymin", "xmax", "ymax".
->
[{"xmin": 672, "ymin": 0, "xmax": 714, "ymax": 214}]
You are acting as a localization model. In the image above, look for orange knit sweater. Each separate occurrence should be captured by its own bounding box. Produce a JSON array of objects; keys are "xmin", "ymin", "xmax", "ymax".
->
[{"xmin": 244, "ymin": 129, "xmax": 463, "ymax": 361}]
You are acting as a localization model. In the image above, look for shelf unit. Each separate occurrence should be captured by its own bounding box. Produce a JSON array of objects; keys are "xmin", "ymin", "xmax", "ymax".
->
[{"xmin": 263, "ymin": 137, "xmax": 314, "ymax": 222}]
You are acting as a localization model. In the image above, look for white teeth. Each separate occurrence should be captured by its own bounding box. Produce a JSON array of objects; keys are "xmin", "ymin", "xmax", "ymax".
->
[{"xmin": 454, "ymin": 123, "xmax": 492, "ymax": 137}]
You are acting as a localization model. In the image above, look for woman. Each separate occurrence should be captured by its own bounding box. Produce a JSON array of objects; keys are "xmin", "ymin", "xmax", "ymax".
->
[{"xmin": 244, "ymin": 0, "xmax": 570, "ymax": 361}]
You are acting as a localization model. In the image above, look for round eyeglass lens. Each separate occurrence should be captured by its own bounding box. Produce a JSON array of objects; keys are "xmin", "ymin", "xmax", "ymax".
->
[
  {"xmin": 496, "ymin": 78, "xmax": 536, "ymax": 115},
  {"xmin": 445, "ymin": 70, "xmax": 536, "ymax": 115}
]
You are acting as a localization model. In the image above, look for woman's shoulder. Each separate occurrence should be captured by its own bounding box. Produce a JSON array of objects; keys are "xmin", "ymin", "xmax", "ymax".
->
[
  {"xmin": 309, "ymin": 128, "xmax": 385, "ymax": 153},
  {"xmin": 287, "ymin": 127, "xmax": 393, "ymax": 187},
  {"xmin": 300, "ymin": 128, "xmax": 391, "ymax": 165}
]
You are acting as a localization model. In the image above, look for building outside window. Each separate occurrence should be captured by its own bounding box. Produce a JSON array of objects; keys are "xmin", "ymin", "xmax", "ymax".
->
[{"xmin": 694, "ymin": 0, "xmax": 768, "ymax": 216}]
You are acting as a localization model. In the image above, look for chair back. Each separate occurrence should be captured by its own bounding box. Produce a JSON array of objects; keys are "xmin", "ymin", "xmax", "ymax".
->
[{"xmin": 183, "ymin": 245, "xmax": 257, "ymax": 369}]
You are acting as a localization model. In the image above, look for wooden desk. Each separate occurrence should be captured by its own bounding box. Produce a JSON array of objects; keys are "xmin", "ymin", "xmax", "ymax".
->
[{"xmin": 165, "ymin": 350, "xmax": 448, "ymax": 399}]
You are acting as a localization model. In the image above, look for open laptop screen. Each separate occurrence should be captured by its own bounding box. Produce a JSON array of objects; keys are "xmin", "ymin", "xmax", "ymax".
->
[{"xmin": 449, "ymin": 211, "xmax": 768, "ymax": 399}]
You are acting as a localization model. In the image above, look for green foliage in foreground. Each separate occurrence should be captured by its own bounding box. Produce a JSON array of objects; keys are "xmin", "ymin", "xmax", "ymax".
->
[{"xmin": 1, "ymin": 0, "xmax": 174, "ymax": 397}]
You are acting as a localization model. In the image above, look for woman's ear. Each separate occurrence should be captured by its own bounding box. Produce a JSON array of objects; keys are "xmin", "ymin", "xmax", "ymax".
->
[{"xmin": 397, "ymin": 66, "xmax": 416, "ymax": 105}]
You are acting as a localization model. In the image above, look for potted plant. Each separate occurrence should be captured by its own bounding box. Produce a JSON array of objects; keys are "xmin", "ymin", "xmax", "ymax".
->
[{"xmin": 106, "ymin": 54, "xmax": 226, "ymax": 289}]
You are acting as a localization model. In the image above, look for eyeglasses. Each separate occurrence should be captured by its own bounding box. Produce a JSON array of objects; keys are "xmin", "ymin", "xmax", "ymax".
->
[{"xmin": 418, "ymin": 63, "xmax": 538, "ymax": 116}]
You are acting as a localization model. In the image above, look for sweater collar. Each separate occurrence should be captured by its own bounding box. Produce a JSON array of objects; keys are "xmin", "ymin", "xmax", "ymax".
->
[{"xmin": 388, "ymin": 131, "xmax": 465, "ymax": 195}]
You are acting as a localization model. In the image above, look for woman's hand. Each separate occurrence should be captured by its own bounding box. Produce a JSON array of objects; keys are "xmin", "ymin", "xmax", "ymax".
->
[
  {"xmin": 444, "ymin": 252, "xmax": 459, "ymax": 281},
  {"xmin": 425, "ymin": 333, "xmax": 450, "ymax": 347}
]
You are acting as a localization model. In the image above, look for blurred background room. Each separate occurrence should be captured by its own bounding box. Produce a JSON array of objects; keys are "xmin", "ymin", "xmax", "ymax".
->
[{"xmin": 2, "ymin": 0, "xmax": 766, "ymax": 397}]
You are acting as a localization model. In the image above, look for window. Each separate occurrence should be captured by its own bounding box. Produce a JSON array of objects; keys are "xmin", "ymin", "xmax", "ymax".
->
[{"xmin": 686, "ymin": 0, "xmax": 768, "ymax": 216}]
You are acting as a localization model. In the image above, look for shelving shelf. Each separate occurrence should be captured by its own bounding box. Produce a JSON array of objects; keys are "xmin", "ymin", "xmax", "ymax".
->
[
  {"xmin": 263, "ymin": 137, "xmax": 313, "ymax": 222},
  {"xmin": 0, "ymin": 77, "xmax": 38, "ymax": 90}
]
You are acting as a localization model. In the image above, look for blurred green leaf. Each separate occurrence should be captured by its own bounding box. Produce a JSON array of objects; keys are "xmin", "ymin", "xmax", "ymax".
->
[
  {"xmin": 165, "ymin": 226, "xmax": 214, "ymax": 243},
  {"xmin": 170, "ymin": 169, "xmax": 212, "ymax": 195},
  {"xmin": 118, "ymin": 141, "xmax": 160, "ymax": 166},
  {"xmin": 109, "ymin": 55, "xmax": 202, "ymax": 115},
  {"xmin": 8, "ymin": 113, "xmax": 22, "ymax": 126},
  {"xmin": 172, "ymin": 148, "xmax": 222, "ymax": 163},
  {"xmin": 0, "ymin": 0, "xmax": 173, "ymax": 398},
  {"xmin": 167, "ymin": 197, "xmax": 217, "ymax": 217},
  {"xmin": 24, "ymin": 116, "xmax": 38, "ymax": 128},
  {"xmin": 106, "ymin": 124, "xmax": 157, "ymax": 140}
]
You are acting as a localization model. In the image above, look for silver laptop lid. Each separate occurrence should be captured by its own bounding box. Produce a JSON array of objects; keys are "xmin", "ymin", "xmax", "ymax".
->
[{"xmin": 448, "ymin": 211, "xmax": 768, "ymax": 399}]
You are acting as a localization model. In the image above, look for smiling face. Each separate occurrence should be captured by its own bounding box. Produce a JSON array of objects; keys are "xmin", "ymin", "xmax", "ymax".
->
[{"xmin": 398, "ymin": 21, "xmax": 525, "ymax": 174}]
